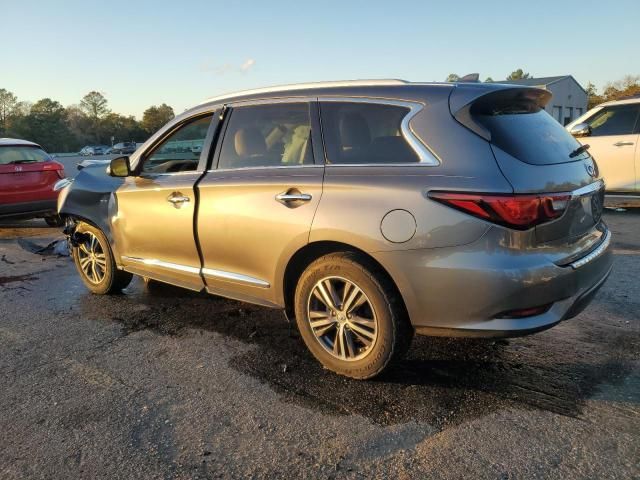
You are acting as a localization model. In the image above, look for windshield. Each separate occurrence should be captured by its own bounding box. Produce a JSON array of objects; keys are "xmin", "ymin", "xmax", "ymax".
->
[
  {"xmin": 0, "ymin": 146, "xmax": 50, "ymax": 165},
  {"xmin": 474, "ymin": 109, "xmax": 589, "ymax": 165}
]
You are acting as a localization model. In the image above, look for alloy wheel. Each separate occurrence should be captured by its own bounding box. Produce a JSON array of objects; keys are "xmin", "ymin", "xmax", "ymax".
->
[
  {"xmin": 306, "ymin": 276, "xmax": 378, "ymax": 361},
  {"xmin": 77, "ymin": 232, "xmax": 107, "ymax": 284}
]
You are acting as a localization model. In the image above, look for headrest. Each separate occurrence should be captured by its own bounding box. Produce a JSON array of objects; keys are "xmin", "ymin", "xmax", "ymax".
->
[
  {"xmin": 339, "ymin": 113, "xmax": 371, "ymax": 148},
  {"xmin": 234, "ymin": 127, "xmax": 266, "ymax": 157}
]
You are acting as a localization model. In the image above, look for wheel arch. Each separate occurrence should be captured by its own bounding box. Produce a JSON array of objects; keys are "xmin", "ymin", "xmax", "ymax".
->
[{"xmin": 281, "ymin": 240, "xmax": 409, "ymax": 321}]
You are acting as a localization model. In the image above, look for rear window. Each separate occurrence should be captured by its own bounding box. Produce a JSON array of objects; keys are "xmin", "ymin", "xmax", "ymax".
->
[
  {"xmin": 320, "ymin": 102, "xmax": 420, "ymax": 165},
  {"xmin": 471, "ymin": 97, "xmax": 588, "ymax": 165},
  {"xmin": 0, "ymin": 146, "xmax": 50, "ymax": 165}
]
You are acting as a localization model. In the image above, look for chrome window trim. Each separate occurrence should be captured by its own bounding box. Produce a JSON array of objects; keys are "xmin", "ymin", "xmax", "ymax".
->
[
  {"xmin": 569, "ymin": 229, "xmax": 611, "ymax": 270},
  {"xmin": 202, "ymin": 268, "xmax": 270, "ymax": 288},
  {"xmin": 207, "ymin": 164, "xmax": 322, "ymax": 173},
  {"xmin": 571, "ymin": 180, "xmax": 604, "ymax": 198},
  {"xmin": 121, "ymin": 256, "xmax": 201, "ymax": 274},
  {"xmin": 318, "ymin": 96, "xmax": 441, "ymax": 167}
]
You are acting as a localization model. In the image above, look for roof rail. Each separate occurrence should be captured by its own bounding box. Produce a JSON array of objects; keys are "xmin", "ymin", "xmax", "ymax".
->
[{"xmin": 200, "ymin": 79, "xmax": 409, "ymax": 105}]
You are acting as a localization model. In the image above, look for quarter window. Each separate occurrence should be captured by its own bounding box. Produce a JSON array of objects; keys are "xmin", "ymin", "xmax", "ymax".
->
[
  {"xmin": 585, "ymin": 105, "xmax": 640, "ymax": 136},
  {"xmin": 141, "ymin": 114, "xmax": 213, "ymax": 174},
  {"xmin": 320, "ymin": 102, "xmax": 419, "ymax": 165},
  {"xmin": 218, "ymin": 103, "xmax": 313, "ymax": 169}
]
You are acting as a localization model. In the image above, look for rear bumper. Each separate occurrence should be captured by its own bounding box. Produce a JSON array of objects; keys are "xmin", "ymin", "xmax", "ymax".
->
[
  {"xmin": 0, "ymin": 199, "xmax": 58, "ymax": 219},
  {"xmin": 373, "ymin": 227, "xmax": 613, "ymax": 338}
]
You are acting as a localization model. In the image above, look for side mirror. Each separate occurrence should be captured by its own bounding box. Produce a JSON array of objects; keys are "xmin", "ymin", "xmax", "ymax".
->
[
  {"xmin": 569, "ymin": 123, "xmax": 592, "ymax": 138},
  {"xmin": 108, "ymin": 156, "xmax": 131, "ymax": 177}
]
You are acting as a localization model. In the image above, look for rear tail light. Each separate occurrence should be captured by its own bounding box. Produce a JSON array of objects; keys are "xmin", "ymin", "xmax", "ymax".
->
[{"xmin": 429, "ymin": 191, "xmax": 570, "ymax": 230}]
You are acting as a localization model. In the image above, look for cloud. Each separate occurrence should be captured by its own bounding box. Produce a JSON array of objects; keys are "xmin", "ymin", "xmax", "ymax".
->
[
  {"xmin": 200, "ymin": 58, "xmax": 256, "ymax": 75},
  {"xmin": 240, "ymin": 58, "xmax": 255, "ymax": 72}
]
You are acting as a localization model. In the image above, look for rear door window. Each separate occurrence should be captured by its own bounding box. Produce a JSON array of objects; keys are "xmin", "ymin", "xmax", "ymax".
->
[
  {"xmin": 217, "ymin": 103, "xmax": 313, "ymax": 170},
  {"xmin": 584, "ymin": 105, "xmax": 640, "ymax": 136},
  {"xmin": 319, "ymin": 102, "xmax": 419, "ymax": 164}
]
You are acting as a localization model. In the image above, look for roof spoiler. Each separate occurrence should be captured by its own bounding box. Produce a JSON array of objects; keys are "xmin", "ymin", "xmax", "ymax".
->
[{"xmin": 449, "ymin": 85, "xmax": 552, "ymax": 141}]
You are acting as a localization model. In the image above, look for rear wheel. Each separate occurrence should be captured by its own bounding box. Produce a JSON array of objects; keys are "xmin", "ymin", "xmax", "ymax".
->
[
  {"xmin": 294, "ymin": 252, "xmax": 413, "ymax": 379},
  {"xmin": 72, "ymin": 223, "xmax": 132, "ymax": 294}
]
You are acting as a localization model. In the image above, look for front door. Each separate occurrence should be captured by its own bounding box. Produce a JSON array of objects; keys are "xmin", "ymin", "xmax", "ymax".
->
[
  {"xmin": 196, "ymin": 100, "xmax": 324, "ymax": 306},
  {"xmin": 578, "ymin": 103, "xmax": 640, "ymax": 192},
  {"xmin": 113, "ymin": 113, "xmax": 216, "ymax": 290}
]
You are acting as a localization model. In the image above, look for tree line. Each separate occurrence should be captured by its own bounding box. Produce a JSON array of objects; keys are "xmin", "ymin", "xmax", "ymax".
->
[
  {"xmin": 0, "ymin": 89, "xmax": 175, "ymax": 153},
  {"xmin": 445, "ymin": 69, "xmax": 640, "ymax": 110}
]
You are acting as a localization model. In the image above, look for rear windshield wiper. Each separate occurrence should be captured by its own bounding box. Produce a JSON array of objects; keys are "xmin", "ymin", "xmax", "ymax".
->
[{"xmin": 569, "ymin": 144, "xmax": 590, "ymax": 158}]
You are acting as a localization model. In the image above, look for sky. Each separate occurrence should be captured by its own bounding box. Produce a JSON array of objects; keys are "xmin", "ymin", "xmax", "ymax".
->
[{"xmin": 2, "ymin": 0, "xmax": 639, "ymax": 118}]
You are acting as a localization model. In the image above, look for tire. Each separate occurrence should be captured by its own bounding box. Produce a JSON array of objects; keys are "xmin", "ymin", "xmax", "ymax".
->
[
  {"xmin": 44, "ymin": 215, "xmax": 64, "ymax": 227},
  {"xmin": 294, "ymin": 252, "xmax": 413, "ymax": 379},
  {"xmin": 72, "ymin": 222, "xmax": 133, "ymax": 294}
]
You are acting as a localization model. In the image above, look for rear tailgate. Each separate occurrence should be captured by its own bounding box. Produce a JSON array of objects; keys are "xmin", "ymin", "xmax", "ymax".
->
[
  {"xmin": 0, "ymin": 148, "xmax": 64, "ymax": 204},
  {"xmin": 450, "ymin": 85, "xmax": 605, "ymax": 245}
]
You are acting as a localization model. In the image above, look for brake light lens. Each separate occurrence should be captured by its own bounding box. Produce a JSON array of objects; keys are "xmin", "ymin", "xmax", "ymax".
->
[{"xmin": 429, "ymin": 192, "xmax": 570, "ymax": 230}]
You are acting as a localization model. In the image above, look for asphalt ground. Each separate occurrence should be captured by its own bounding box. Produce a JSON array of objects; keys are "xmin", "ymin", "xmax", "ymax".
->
[{"xmin": 0, "ymin": 211, "xmax": 638, "ymax": 479}]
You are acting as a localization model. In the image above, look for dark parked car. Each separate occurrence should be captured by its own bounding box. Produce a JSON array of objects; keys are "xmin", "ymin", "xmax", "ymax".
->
[
  {"xmin": 57, "ymin": 80, "xmax": 612, "ymax": 379},
  {"xmin": 0, "ymin": 138, "xmax": 65, "ymax": 225},
  {"xmin": 109, "ymin": 142, "xmax": 138, "ymax": 155}
]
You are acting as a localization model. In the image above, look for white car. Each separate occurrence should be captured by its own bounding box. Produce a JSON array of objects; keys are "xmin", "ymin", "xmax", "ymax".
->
[{"xmin": 567, "ymin": 97, "xmax": 640, "ymax": 205}]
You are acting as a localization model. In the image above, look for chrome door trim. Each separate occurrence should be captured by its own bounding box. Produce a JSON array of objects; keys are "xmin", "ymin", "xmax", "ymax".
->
[
  {"xmin": 121, "ymin": 256, "xmax": 201, "ymax": 274},
  {"xmin": 202, "ymin": 268, "xmax": 270, "ymax": 288},
  {"xmin": 318, "ymin": 96, "xmax": 441, "ymax": 166}
]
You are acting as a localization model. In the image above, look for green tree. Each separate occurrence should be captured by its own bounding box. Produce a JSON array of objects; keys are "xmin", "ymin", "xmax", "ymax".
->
[
  {"xmin": 445, "ymin": 73, "xmax": 460, "ymax": 82},
  {"xmin": 506, "ymin": 69, "xmax": 531, "ymax": 81},
  {"xmin": 484, "ymin": 77, "xmax": 494, "ymax": 83},
  {"xmin": 0, "ymin": 88, "xmax": 18, "ymax": 134},
  {"xmin": 80, "ymin": 91, "xmax": 110, "ymax": 119},
  {"xmin": 141, "ymin": 103, "xmax": 175, "ymax": 134},
  {"xmin": 585, "ymin": 82, "xmax": 603, "ymax": 109},
  {"xmin": 602, "ymin": 75, "xmax": 640, "ymax": 102},
  {"xmin": 13, "ymin": 98, "xmax": 74, "ymax": 152},
  {"xmin": 102, "ymin": 112, "xmax": 147, "ymax": 143}
]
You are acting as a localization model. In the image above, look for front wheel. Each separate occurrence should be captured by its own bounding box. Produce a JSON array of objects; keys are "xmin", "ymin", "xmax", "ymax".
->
[
  {"xmin": 294, "ymin": 252, "xmax": 413, "ymax": 379},
  {"xmin": 72, "ymin": 222, "xmax": 133, "ymax": 294}
]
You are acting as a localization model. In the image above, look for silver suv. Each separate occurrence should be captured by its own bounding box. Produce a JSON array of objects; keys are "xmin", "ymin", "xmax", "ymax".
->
[{"xmin": 57, "ymin": 80, "xmax": 612, "ymax": 379}]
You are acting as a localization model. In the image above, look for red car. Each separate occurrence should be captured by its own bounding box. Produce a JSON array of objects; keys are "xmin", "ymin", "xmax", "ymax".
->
[{"xmin": 0, "ymin": 138, "xmax": 65, "ymax": 226}]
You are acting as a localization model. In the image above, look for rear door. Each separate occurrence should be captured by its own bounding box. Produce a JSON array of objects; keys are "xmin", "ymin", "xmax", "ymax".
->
[
  {"xmin": 0, "ymin": 146, "xmax": 62, "ymax": 205},
  {"xmin": 113, "ymin": 113, "xmax": 217, "ymax": 291},
  {"xmin": 196, "ymin": 99, "xmax": 324, "ymax": 306},
  {"xmin": 576, "ymin": 104, "xmax": 640, "ymax": 192}
]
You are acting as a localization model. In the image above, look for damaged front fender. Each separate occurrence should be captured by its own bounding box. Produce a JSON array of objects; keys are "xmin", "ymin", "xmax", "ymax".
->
[{"xmin": 57, "ymin": 165, "xmax": 126, "ymax": 260}]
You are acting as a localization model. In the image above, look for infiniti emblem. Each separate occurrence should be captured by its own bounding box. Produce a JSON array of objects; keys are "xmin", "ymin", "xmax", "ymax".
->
[
  {"xmin": 585, "ymin": 163, "xmax": 596, "ymax": 177},
  {"xmin": 15, "ymin": 166, "xmax": 23, "ymax": 172}
]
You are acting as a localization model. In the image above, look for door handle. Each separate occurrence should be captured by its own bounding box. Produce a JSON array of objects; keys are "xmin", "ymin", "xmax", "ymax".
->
[
  {"xmin": 613, "ymin": 141, "xmax": 634, "ymax": 147},
  {"xmin": 167, "ymin": 192, "xmax": 190, "ymax": 207},
  {"xmin": 275, "ymin": 190, "xmax": 312, "ymax": 205}
]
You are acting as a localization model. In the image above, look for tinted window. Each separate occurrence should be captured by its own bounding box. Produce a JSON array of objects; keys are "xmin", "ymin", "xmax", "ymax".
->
[
  {"xmin": 474, "ymin": 108, "xmax": 588, "ymax": 165},
  {"xmin": 218, "ymin": 103, "xmax": 313, "ymax": 169},
  {"xmin": 0, "ymin": 146, "xmax": 50, "ymax": 165},
  {"xmin": 320, "ymin": 102, "xmax": 419, "ymax": 164},
  {"xmin": 585, "ymin": 105, "xmax": 640, "ymax": 136},
  {"xmin": 142, "ymin": 115, "xmax": 212, "ymax": 174}
]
